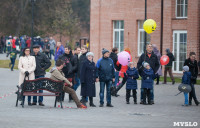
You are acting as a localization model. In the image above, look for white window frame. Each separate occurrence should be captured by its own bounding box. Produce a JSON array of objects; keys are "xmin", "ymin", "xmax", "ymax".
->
[
  {"xmin": 176, "ymin": 0, "xmax": 188, "ymax": 18},
  {"xmin": 172, "ymin": 30, "xmax": 187, "ymax": 73},
  {"xmin": 113, "ymin": 20, "xmax": 124, "ymax": 52}
]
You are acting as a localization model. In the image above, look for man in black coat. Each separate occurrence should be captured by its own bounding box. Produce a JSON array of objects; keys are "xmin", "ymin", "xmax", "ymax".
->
[
  {"xmin": 73, "ymin": 47, "xmax": 81, "ymax": 91},
  {"xmin": 109, "ymin": 47, "xmax": 121, "ymax": 97},
  {"xmin": 163, "ymin": 48, "xmax": 175, "ymax": 84},
  {"xmin": 184, "ymin": 52, "xmax": 199, "ymax": 106},
  {"xmin": 32, "ymin": 45, "xmax": 51, "ymax": 106},
  {"xmin": 59, "ymin": 46, "xmax": 78, "ymax": 102},
  {"xmin": 137, "ymin": 44, "xmax": 160, "ymax": 104}
]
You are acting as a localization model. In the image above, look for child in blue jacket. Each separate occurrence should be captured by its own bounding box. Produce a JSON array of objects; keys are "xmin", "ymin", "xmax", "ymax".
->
[
  {"xmin": 125, "ymin": 62, "xmax": 139, "ymax": 104},
  {"xmin": 182, "ymin": 66, "xmax": 191, "ymax": 106},
  {"xmin": 141, "ymin": 62, "xmax": 155, "ymax": 105}
]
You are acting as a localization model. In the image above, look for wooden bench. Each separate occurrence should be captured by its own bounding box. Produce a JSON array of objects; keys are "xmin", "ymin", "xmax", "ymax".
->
[{"xmin": 16, "ymin": 78, "xmax": 64, "ymax": 108}]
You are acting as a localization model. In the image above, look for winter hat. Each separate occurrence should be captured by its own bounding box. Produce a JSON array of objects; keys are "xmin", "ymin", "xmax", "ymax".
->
[
  {"xmin": 128, "ymin": 62, "xmax": 134, "ymax": 67},
  {"xmin": 86, "ymin": 52, "xmax": 94, "ymax": 57},
  {"xmin": 102, "ymin": 48, "xmax": 109, "ymax": 55},
  {"xmin": 143, "ymin": 62, "xmax": 150, "ymax": 68},
  {"xmin": 166, "ymin": 48, "xmax": 170, "ymax": 53},
  {"xmin": 183, "ymin": 66, "xmax": 189, "ymax": 72}
]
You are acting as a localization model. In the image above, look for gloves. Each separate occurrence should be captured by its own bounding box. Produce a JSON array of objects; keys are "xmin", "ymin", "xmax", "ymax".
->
[{"xmin": 25, "ymin": 71, "xmax": 29, "ymax": 76}]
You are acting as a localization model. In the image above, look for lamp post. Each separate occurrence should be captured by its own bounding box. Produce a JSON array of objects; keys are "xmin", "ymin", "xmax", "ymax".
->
[
  {"xmin": 30, "ymin": 0, "xmax": 36, "ymax": 51},
  {"xmin": 143, "ymin": 0, "xmax": 147, "ymax": 53}
]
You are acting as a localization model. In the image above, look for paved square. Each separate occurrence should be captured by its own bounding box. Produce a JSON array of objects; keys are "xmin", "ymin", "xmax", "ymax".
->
[{"xmin": 0, "ymin": 68, "xmax": 199, "ymax": 128}]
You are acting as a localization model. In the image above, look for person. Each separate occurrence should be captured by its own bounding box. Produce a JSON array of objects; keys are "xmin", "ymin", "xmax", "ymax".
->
[
  {"xmin": 137, "ymin": 44, "xmax": 160, "ymax": 104},
  {"xmin": 78, "ymin": 45, "xmax": 89, "ymax": 102},
  {"xmin": 80, "ymin": 52, "xmax": 97, "ymax": 107},
  {"xmin": 49, "ymin": 37, "xmax": 56, "ymax": 60},
  {"xmin": 1, "ymin": 36, "xmax": 6, "ymax": 53},
  {"xmin": 50, "ymin": 59, "xmax": 87, "ymax": 108},
  {"xmin": 125, "ymin": 62, "xmax": 139, "ymax": 104},
  {"xmin": 73, "ymin": 47, "xmax": 81, "ymax": 91},
  {"xmin": 26, "ymin": 37, "xmax": 31, "ymax": 48},
  {"xmin": 18, "ymin": 47, "xmax": 36, "ymax": 106},
  {"xmin": 141, "ymin": 62, "xmax": 155, "ymax": 105},
  {"xmin": 6, "ymin": 38, "xmax": 12, "ymax": 53},
  {"xmin": 43, "ymin": 39, "xmax": 50, "ymax": 58},
  {"xmin": 54, "ymin": 42, "xmax": 64, "ymax": 62},
  {"xmin": 12, "ymin": 37, "xmax": 16, "ymax": 51},
  {"xmin": 152, "ymin": 44, "xmax": 162, "ymax": 85},
  {"xmin": 15, "ymin": 37, "xmax": 20, "ymax": 52},
  {"xmin": 7, "ymin": 49, "xmax": 18, "ymax": 71},
  {"xmin": 181, "ymin": 66, "xmax": 191, "ymax": 106},
  {"xmin": 109, "ymin": 47, "xmax": 121, "ymax": 97},
  {"xmin": 59, "ymin": 46, "xmax": 78, "ymax": 102},
  {"xmin": 163, "ymin": 48, "xmax": 175, "ymax": 84},
  {"xmin": 32, "ymin": 44, "xmax": 51, "ymax": 106},
  {"xmin": 96, "ymin": 48, "xmax": 115, "ymax": 107},
  {"xmin": 20, "ymin": 37, "xmax": 26, "ymax": 56},
  {"xmin": 114, "ymin": 48, "xmax": 132, "ymax": 95},
  {"xmin": 184, "ymin": 52, "xmax": 199, "ymax": 106}
]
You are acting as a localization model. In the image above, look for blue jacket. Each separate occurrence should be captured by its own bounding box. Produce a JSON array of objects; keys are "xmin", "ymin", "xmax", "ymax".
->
[
  {"xmin": 182, "ymin": 71, "xmax": 191, "ymax": 85},
  {"xmin": 125, "ymin": 67, "xmax": 139, "ymax": 89},
  {"xmin": 141, "ymin": 68, "xmax": 155, "ymax": 89},
  {"xmin": 96, "ymin": 57, "xmax": 115, "ymax": 82},
  {"xmin": 54, "ymin": 45, "xmax": 64, "ymax": 61}
]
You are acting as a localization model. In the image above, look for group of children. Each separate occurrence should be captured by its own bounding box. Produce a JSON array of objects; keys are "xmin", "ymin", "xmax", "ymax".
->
[{"xmin": 125, "ymin": 61, "xmax": 191, "ymax": 106}]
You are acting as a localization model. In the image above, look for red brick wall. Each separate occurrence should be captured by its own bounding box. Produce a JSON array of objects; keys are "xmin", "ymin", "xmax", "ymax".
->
[{"xmin": 90, "ymin": 0, "xmax": 200, "ymax": 71}]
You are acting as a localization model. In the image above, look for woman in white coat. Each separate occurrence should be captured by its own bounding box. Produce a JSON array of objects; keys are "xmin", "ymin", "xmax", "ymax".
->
[{"xmin": 18, "ymin": 47, "xmax": 36, "ymax": 106}]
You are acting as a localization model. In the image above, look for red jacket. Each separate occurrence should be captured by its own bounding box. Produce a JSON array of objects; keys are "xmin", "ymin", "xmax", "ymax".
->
[
  {"xmin": 12, "ymin": 39, "xmax": 16, "ymax": 48},
  {"xmin": 116, "ymin": 50, "xmax": 132, "ymax": 78},
  {"xmin": 26, "ymin": 39, "xmax": 31, "ymax": 48}
]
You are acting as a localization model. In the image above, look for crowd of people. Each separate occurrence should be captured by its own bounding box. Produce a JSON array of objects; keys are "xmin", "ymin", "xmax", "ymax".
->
[{"xmin": 1, "ymin": 35, "xmax": 199, "ymax": 108}]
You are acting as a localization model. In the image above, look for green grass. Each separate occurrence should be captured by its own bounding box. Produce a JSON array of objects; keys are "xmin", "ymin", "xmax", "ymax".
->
[{"xmin": 0, "ymin": 60, "xmax": 55, "ymax": 72}]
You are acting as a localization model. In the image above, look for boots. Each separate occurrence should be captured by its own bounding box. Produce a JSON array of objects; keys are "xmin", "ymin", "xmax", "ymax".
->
[{"xmin": 89, "ymin": 97, "xmax": 96, "ymax": 107}]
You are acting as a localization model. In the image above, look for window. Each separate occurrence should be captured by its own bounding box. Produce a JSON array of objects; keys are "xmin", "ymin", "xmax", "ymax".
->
[
  {"xmin": 173, "ymin": 30, "xmax": 187, "ymax": 73},
  {"xmin": 113, "ymin": 20, "xmax": 124, "ymax": 52},
  {"xmin": 176, "ymin": 0, "xmax": 188, "ymax": 18},
  {"xmin": 138, "ymin": 20, "xmax": 151, "ymax": 56}
]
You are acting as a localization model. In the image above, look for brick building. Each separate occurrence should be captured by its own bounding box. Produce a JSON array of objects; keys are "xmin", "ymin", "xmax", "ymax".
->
[{"xmin": 90, "ymin": 0, "xmax": 200, "ymax": 74}]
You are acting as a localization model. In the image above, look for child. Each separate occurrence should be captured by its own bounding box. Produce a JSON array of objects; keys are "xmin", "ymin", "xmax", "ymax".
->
[
  {"xmin": 125, "ymin": 62, "xmax": 139, "ymax": 104},
  {"xmin": 141, "ymin": 62, "xmax": 155, "ymax": 105},
  {"xmin": 182, "ymin": 66, "xmax": 191, "ymax": 106},
  {"xmin": 7, "ymin": 49, "xmax": 18, "ymax": 71}
]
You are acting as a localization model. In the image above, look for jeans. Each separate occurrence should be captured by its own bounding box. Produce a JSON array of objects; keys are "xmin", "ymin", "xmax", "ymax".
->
[
  {"xmin": 113, "ymin": 71, "xmax": 119, "ymax": 87},
  {"xmin": 99, "ymin": 81, "xmax": 112, "ymax": 105},
  {"xmin": 140, "ymin": 81, "xmax": 154, "ymax": 101},
  {"xmin": 184, "ymin": 92, "xmax": 189, "ymax": 105},
  {"xmin": 33, "ymin": 75, "xmax": 45, "ymax": 103},
  {"xmin": 50, "ymin": 50, "xmax": 54, "ymax": 59},
  {"xmin": 73, "ymin": 73, "xmax": 80, "ymax": 91},
  {"xmin": 10, "ymin": 58, "xmax": 16, "ymax": 70}
]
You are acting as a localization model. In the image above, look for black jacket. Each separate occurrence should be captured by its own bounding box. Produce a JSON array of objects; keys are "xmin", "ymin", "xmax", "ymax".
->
[
  {"xmin": 59, "ymin": 53, "xmax": 78, "ymax": 78},
  {"xmin": 109, "ymin": 52, "xmax": 121, "ymax": 71},
  {"xmin": 137, "ymin": 51, "xmax": 160, "ymax": 76},
  {"xmin": 33, "ymin": 52, "xmax": 51, "ymax": 77},
  {"xmin": 184, "ymin": 58, "xmax": 198, "ymax": 84},
  {"xmin": 166, "ymin": 52, "xmax": 175, "ymax": 67},
  {"xmin": 78, "ymin": 52, "xmax": 88, "ymax": 77}
]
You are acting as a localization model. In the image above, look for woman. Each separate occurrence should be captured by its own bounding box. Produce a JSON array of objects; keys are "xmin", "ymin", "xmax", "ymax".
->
[
  {"xmin": 18, "ymin": 47, "xmax": 36, "ymax": 106},
  {"xmin": 152, "ymin": 44, "xmax": 162, "ymax": 85},
  {"xmin": 80, "ymin": 52, "xmax": 96, "ymax": 107}
]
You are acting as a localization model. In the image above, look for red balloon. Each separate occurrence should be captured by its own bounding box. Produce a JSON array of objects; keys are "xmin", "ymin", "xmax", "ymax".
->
[{"xmin": 160, "ymin": 55, "xmax": 170, "ymax": 65}]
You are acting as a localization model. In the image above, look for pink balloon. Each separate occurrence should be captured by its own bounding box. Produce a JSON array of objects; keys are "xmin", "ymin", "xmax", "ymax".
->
[{"xmin": 118, "ymin": 51, "xmax": 131, "ymax": 66}]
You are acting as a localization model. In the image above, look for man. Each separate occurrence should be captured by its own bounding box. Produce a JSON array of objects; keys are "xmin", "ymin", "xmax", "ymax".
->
[
  {"xmin": 96, "ymin": 48, "xmax": 115, "ymax": 107},
  {"xmin": 50, "ymin": 59, "xmax": 86, "ymax": 108},
  {"xmin": 43, "ymin": 39, "xmax": 50, "ymax": 58},
  {"xmin": 32, "ymin": 45, "xmax": 51, "ymax": 106},
  {"xmin": 184, "ymin": 52, "xmax": 199, "ymax": 106},
  {"xmin": 49, "ymin": 37, "xmax": 56, "ymax": 60},
  {"xmin": 59, "ymin": 46, "xmax": 78, "ymax": 102},
  {"xmin": 137, "ymin": 44, "xmax": 160, "ymax": 104},
  {"xmin": 73, "ymin": 47, "xmax": 81, "ymax": 91},
  {"xmin": 109, "ymin": 47, "xmax": 120, "ymax": 97},
  {"xmin": 54, "ymin": 42, "xmax": 64, "ymax": 62},
  {"xmin": 163, "ymin": 48, "xmax": 175, "ymax": 84}
]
